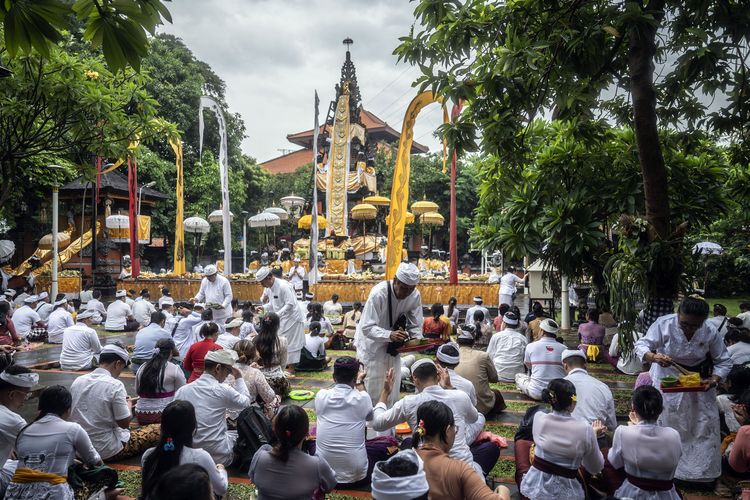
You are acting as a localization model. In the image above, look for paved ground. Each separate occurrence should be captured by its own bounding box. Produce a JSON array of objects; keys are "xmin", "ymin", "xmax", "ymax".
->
[{"xmin": 13, "ymin": 327, "xmax": 725, "ymax": 499}]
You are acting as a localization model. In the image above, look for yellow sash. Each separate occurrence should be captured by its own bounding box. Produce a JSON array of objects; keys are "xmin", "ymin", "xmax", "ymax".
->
[
  {"xmin": 12, "ymin": 467, "xmax": 67, "ymax": 484},
  {"xmin": 586, "ymin": 344, "xmax": 600, "ymax": 361}
]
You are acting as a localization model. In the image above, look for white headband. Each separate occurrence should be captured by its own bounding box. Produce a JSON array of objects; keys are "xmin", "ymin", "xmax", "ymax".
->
[
  {"xmin": 371, "ymin": 450, "xmax": 429, "ymax": 500},
  {"xmin": 410, "ymin": 358, "xmax": 436, "ymax": 375},
  {"xmin": 0, "ymin": 371, "xmax": 39, "ymax": 388},
  {"xmin": 436, "ymin": 342, "xmax": 460, "ymax": 365}
]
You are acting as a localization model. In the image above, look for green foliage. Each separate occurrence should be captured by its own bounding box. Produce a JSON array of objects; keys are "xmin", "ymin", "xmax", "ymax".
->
[{"xmin": 0, "ymin": 0, "xmax": 172, "ymax": 71}]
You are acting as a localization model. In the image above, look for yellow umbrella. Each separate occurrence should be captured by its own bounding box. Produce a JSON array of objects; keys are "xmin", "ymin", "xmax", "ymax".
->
[
  {"xmin": 420, "ymin": 211, "xmax": 445, "ymax": 226},
  {"xmin": 38, "ymin": 232, "xmax": 71, "ymax": 250},
  {"xmin": 350, "ymin": 203, "xmax": 378, "ymax": 220},
  {"xmin": 363, "ymin": 194, "xmax": 390, "ymax": 206},
  {"xmin": 411, "ymin": 198, "xmax": 439, "ymax": 215},
  {"xmin": 298, "ymin": 214, "xmax": 327, "ymax": 230},
  {"xmin": 386, "ymin": 211, "xmax": 415, "ymax": 225}
]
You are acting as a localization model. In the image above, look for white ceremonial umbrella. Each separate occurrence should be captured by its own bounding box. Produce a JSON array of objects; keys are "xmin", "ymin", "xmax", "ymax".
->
[
  {"xmin": 264, "ymin": 206, "xmax": 289, "ymax": 221},
  {"xmin": 0, "ymin": 240, "xmax": 15, "ymax": 261},
  {"xmin": 106, "ymin": 214, "xmax": 131, "ymax": 243},
  {"xmin": 208, "ymin": 209, "xmax": 234, "ymax": 224},
  {"xmin": 249, "ymin": 212, "xmax": 281, "ymax": 247},
  {"xmin": 692, "ymin": 241, "xmax": 723, "ymax": 255},
  {"xmin": 184, "ymin": 216, "xmax": 210, "ymax": 234}
]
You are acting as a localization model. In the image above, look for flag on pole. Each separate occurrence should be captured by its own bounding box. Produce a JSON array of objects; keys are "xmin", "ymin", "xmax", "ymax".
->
[{"xmin": 309, "ymin": 91, "xmax": 321, "ymax": 285}]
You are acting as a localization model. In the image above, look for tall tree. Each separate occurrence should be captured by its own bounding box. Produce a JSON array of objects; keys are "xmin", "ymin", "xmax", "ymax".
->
[{"xmin": 396, "ymin": 0, "xmax": 750, "ymax": 316}]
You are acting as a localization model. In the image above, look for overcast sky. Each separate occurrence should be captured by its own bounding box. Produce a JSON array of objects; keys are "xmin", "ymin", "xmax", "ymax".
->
[{"xmin": 159, "ymin": 0, "xmax": 444, "ymax": 163}]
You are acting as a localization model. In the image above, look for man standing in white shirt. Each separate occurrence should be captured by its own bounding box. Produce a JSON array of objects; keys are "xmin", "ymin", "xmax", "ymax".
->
[
  {"xmin": 59, "ymin": 309, "xmax": 102, "ymax": 370},
  {"xmin": 486, "ymin": 311, "xmax": 528, "ymax": 382},
  {"xmin": 515, "ymin": 318, "xmax": 566, "ymax": 400},
  {"xmin": 355, "ymin": 262, "xmax": 424, "ymax": 408},
  {"xmin": 132, "ymin": 289, "xmax": 156, "ymax": 327},
  {"xmin": 11, "ymin": 295, "xmax": 43, "ymax": 339},
  {"xmin": 0, "ymin": 365, "xmax": 38, "ymax": 496},
  {"xmin": 465, "ymin": 296, "xmax": 491, "ymax": 325},
  {"xmin": 46, "ymin": 295, "xmax": 74, "ymax": 344},
  {"xmin": 174, "ymin": 349, "xmax": 252, "ymax": 466},
  {"xmin": 70, "ymin": 342, "xmax": 159, "ymax": 460},
  {"xmin": 34, "ymin": 292, "xmax": 53, "ymax": 320},
  {"xmin": 499, "ymin": 267, "xmax": 527, "ymax": 307},
  {"xmin": 257, "ymin": 266, "xmax": 305, "ymax": 371},
  {"xmin": 105, "ymin": 290, "xmax": 138, "ymax": 332},
  {"xmin": 287, "ymin": 257, "xmax": 305, "ymax": 293},
  {"xmin": 323, "ymin": 293, "xmax": 343, "ymax": 325},
  {"xmin": 192, "ymin": 265, "xmax": 233, "ymax": 332},
  {"xmin": 561, "ymin": 349, "xmax": 617, "ymax": 432},
  {"xmin": 84, "ymin": 290, "xmax": 107, "ymax": 324}
]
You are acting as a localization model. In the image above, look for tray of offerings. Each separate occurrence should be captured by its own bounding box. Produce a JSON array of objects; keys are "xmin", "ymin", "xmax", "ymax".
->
[
  {"xmin": 660, "ymin": 374, "xmax": 710, "ymax": 393},
  {"xmin": 396, "ymin": 338, "xmax": 443, "ymax": 353}
]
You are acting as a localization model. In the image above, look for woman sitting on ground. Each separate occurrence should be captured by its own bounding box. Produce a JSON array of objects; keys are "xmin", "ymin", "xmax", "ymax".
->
[
  {"xmin": 422, "ymin": 303, "xmax": 451, "ymax": 343},
  {"xmin": 608, "ymin": 385, "xmax": 682, "ymax": 500},
  {"xmin": 306, "ymin": 303, "xmax": 334, "ymax": 337},
  {"xmin": 141, "ymin": 400, "xmax": 228, "ymax": 499},
  {"xmin": 253, "ymin": 313, "xmax": 290, "ymax": 396},
  {"xmin": 183, "ymin": 322, "xmax": 222, "ymax": 383},
  {"xmin": 152, "ymin": 463, "xmax": 216, "ymax": 500},
  {"xmin": 718, "ymin": 365, "xmax": 750, "ymax": 438},
  {"xmin": 446, "ymin": 297, "xmax": 459, "ymax": 333},
  {"xmin": 519, "ymin": 378, "xmax": 604, "ymax": 500},
  {"xmin": 297, "ymin": 321, "xmax": 332, "ymax": 372},
  {"xmin": 249, "ymin": 405, "xmax": 337, "ymax": 500},
  {"xmin": 577, "ymin": 308, "xmax": 617, "ymax": 367},
  {"xmin": 135, "ymin": 338, "xmax": 186, "ymax": 425},
  {"xmin": 228, "ymin": 340, "xmax": 280, "ymax": 418},
  {"xmin": 473, "ymin": 310, "xmax": 493, "ymax": 348},
  {"xmin": 6, "ymin": 385, "xmax": 104, "ymax": 500},
  {"xmin": 413, "ymin": 400, "xmax": 511, "ymax": 500},
  {"xmin": 724, "ymin": 388, "xmax": 750, "ymax": 481},
  {"xmin": 0, "ymin": 302, "xmax": 20, "ymax": 346},
  {"xmin": 239, "ymin": 308, "xmax": 258, "ymax": 340}
]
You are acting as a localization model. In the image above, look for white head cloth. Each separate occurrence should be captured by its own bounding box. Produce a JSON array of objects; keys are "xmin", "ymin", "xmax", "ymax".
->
[
  {"xmin": 100, "ymin": 343, "xmax": 130, "ymax": 363},
  {"xmin": 371, "ymin": 449, "xmax": 429, "ymax": 500},
  {"xmin": 4, "ymin": 290, "xmax": 16, "ymax": 298},
  {"xmin": 395, "ymin": 262, "xmax": 420, "ymax": 286},
  {"xmin": 436, "ymin": 342, "xmax": 460, "ymax": 364},
  {"xmin": 473, "ymin": 296, "xmax": 483, "ymax": 303},
  {"xmin": 24, "ymin": 295, "xmax": 39, "ymax": 304},
  {"xmin": 255, "ymin": 267, "xmax": 271, "ymax": 282},
  {"xmin": 0, "ymin": 371, "xmax": 39, "ymax": 388},
  {"xmin": 37, "ymin": 292, "xmax": 48, "ymax": 300},
  {"xmin": 115, "ymin": 290, "xmax": 127, "ymax": 298},
  {"xmin": 458, "ymin": 325, "xmax": 476, "ymax": 341},
  {"xmin": 410, "ymin": 358, "xmax": 436, "ymax": 375},
  {"xmin": 502, "ymin": 312, "xmax": 519, "ymax": 326},
  {"xmin": 304, "ymin": 292, "xmax": 314, "ymax": 300},
  {"xmin": 562, "ymin": 349, "xmax": 587, "ymax": 362},
  {"xmin": 540, "ymin": 318, "xmax": 560, "ymax": 334},
  {"xmin": 203, "ymin": 264, "xmax": 218, "ymax": 276},
  {"xmin": 54, "ymin": 298, "xmax": 67, "ymax": 307},
  {"xmin": 205, "ymin": 349, "xmax": 238, "ymax": 366}
]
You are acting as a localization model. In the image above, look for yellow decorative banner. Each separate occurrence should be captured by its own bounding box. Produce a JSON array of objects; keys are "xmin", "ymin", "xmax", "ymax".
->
[
  {"xmin": 326, "ymin": 87, "xmax": 350, "ymax": 237},
  {"xmin": 169, "ymin": 137, "xmax": 186, "ymax": 275},
  {"xmin": 108, "ymin": 215, "xmax": 151, "ymax": 243},
  {"xmin": 385, "ymin": 91, "xmax": 442, "ymax": 280}
]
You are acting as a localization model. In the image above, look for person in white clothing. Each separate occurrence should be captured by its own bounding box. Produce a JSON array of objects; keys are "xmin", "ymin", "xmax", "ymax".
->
[
  {"xmin": 104, "ymin": 290, "xmax": 138, "ymax": 332},
  {"xmin": 239, "ymin": 309, "xmax": 257, "ymax": 340},
  {"xmin": 192, "ymin": 264, "xmax": 233, "ymax": 332},
  {"xmin": 634, "ymin": 296, "xmax": 732, "ymax": 482},
  {"xmin": 216, "ymin": 318, "xmax": 242, "ymax": 350},
  {"xmin": 34, "ymin": 291, "xmax": 53, "ymax": 320},
  {"xmin": 498, "ymin": 267, "xmax": 526, "ymax": 306},
  {"xmin": 608, "ymin": 385, "xmax": 683, "ymax": 500},
  {"xmin": 608, "ymin": 331, "xmax": 645, "ymax": 375},
  {"xmin": 561, "ymin": 349, "xmax": 617, "ymax": 431},
  {"xmin": 706, "ymin": 303, "xmax": 729, "ymax": 337},
  {"xmin": 11, "ymin": 296, "xmax": 43, "ymax": 339},
  {"xmin": 465, "ymin": 297, "xmax": 491, "ymax": 325},
  {"xmin": 486, "ymin": 311, "xmax": 528, "ymax": 382},
  {"xmin": 738, "ymin": 302, "xmax": 750, "ymax": 329},
  {"xmin": 59, "ymin": 309, "xmax": 101, "ymax": 370},
  {"xmin": 5, "ymin": 385, "xmax": 103, "ymax": 500},
  {"xmin": 141, "ymin": 400, "xmax": 228, "ymax": 499},
  {"xmin": 519, "ymin": 378, "xmax": 604, "ymax": 499},
  {"xmin": 83, "ymin": 290, "xmax": 107, "ymax": 324},
  {"xmin": 314, "ymin": 356, "xmax": 388, "ymax": 486},
  {"xmin": 287, "ymin": 257, "xmax": 305, "ymax": 292},
  {"xmin": 435, "ymin": 342, "xmax": 485, "ymax": 444},
  {"xmin": 174, "ymin": 349, "xmax": 252, "ymax": 466},
  {"xmin": 70, "ymin": 343, "xmax": 159, "ymax": 461},
  {"xmin": 46, "ymin": 296, "xmax": 74, "ymax": 344},
  {"xmin": 515, "ymin": 318, "xmax": 566, "ymax": 400},
  {"xmin": 0, "ymin": 366, "xmax": 38, "ymax": 497},
  {"xmin": 157, "ymin": 286, "xmax": 172, "ymax": 309},
  {"xmin": 257, "ymin": 266, "xmax": 305, "ymax": 371},
  {"xmin": 172, "ymin": 303, "xmax": 204, "ymax": 359},
  {"xmin": 323, "ymin": 294, "xmax": 344, "ymax": 325},
  {"xmin": 133, "ymin": 289, "xmax": 157, "ymax": 327},
  {"xmin": 160, "ymin": 297, "xmax": 176, "ymax": 331},
  {"xmin": 726, "ymin": 327, "xmax": 750, "ymax": 366},
  {"xmin": 372, "ymin": 360, "xmax": 497, "ymax": 476},
  {"xmin": 355, "ymin": 262, "xmax": 424, "ymax": 407}
]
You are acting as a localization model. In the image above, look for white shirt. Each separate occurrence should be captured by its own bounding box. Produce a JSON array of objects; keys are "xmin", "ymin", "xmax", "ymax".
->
[
  {"xmin": 132, "ymin": 299, "xmax": 156, "ymax": 327},
  {"xmin": 323, "ymin": 300, "xmax": 343, "ymax": 324},
  {"xmin": 132, "ymin": 323, "xmax": 171, "ymax": 360},
  {"xmin": 15, "ymin": 414, "xmax": 100, "ymax": 476},
  {"xmin": 306, "ymin": 316, "xmax": 334, "ymax": 336},
  {"xmin": 465, "ymin": 305, "xmax": 490, "ymax": 325},
  {"xmin": 239, "ymin": 321, "xmax": 257, "ymax": 340},
  {"xmin": 608, "ymin": 422, "xmax": 682, "ymax": 481},
  {"xmin": 487, "ymin": 329, "xmax": 528, "ymax": 382},
  {"xmin": 565, "ymin": 368, "xmax": 617, "ymax": 430},
  {"xmin": 315, "ymin": 384, "xmax": 373, "ymax": 483},
  {"xmin": 163, "ymin": 310, "xmax": 177, "ymax": 333},
  {"xmin": 706, "ymin": 315, "xmax": 729, "ymax": 337},
  {"xmin": 372, "ymin": 384, "xmax": 478, "ymax": 467},
  {"xmin": 500, "ymin": 272, "xmax": 523, "ymax": 296},
  {"xmin": 728, "ymin": 342, "xmax": 750, "ymax": 366},
  {"xmin": 142, "ymin": 446, "xmax": 228, "ymax": 496},
  {"xmin": 194, "ymin": 275, "xmax": 233, "ymax": 323},
  {"xmin": 523, "ymin": 336, "xmax": 567, "ymax": 396},
  {"xmin": 305, "ymin": 334, "xmax": 326, "ymax": 357},
  {"xmin": 174, "ymin": 373, "xmax": 251, "ymax": 466},
  {"xmin": 35, "ymin": 302, "xmax": 54, "ymax": 321},
  {"xmin": 737, "ymin": 310, "xmax": 750, "ymax": 330},
  {"xmin": 288, "ymin": 265, "xmax": 305, "ymax": 291},
  {"xmin": 11, "ymin": 305, "xmax": 40, "ymax": 338},
  {"xmin": 46, "ymin": 307, "xmax": 74, "ymax": 344},
  {"xmin": 608, "ymin": 332, "xmax": 644, "ymax": 375},
  {"xmin": 157, "ymin": 295, "xmax": 172, "ymax": 308},
  {"xmin": 297, "ymin": 300, "xmax": 310, "ymax": 320},
  {"xmin": 448, "ymin": 369, "xmax": 477, "ymax": 406},
  {"xmin": 173, "ymin": 312, "xmax": 203, "ymax": 358},
  {"xmin": 60, "ymin": 323, "xmax": 102, "ymax": 371},
  {"xmin": 215, "ymin": 332, "xmax": 240, "ymax": 350},
  {"xmin": 263, "ymin": 278, "xmax": 304, "ymax": 348},
  {"xmin": 104, "ymin": 300, "xmax": 132, "ymax": 331},
  {"xmin": 135, "ymin": 361, "xmax": 186, "ymax": 415},
  {"xmin": 70, "ymin": 368, "xmax": 131, "ymax": 460},
  {"xmin": 79, "ymin": 290, "xmax": 93, "ymax": 304},
  {"xmin": 84, "ymin": 298, "xmax": 107, "ymax": 323},
  {"xmin": 0, "ymin": 404, "xmax": 26, "ymax": 464}
]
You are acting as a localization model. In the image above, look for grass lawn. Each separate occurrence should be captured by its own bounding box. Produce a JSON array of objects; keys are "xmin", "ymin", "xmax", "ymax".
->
[
  {"xmin": 490, "ymin": 458, "xmax": 516, "ymax": 480},
  {"xmin": 484, "ymin": 423, "xmax": 519, "ymax": 439},
  {"xmin": 704, "ymin": 296, "xmax": 750, "ymax": 317}
]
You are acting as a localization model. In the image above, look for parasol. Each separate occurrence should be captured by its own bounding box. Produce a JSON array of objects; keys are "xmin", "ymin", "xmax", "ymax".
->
[
  {"xmin": 411, "ymin": 197, "xmax": 439, "ymax": 215},
  {"xmin": 0, "ymin": 240, "xmax": 15, "ymax": 262},
  {"xmin": 38, "ymin": 232, "xmax": 71, "ymax": 250},
  {"xmin": 249, "ymin": 212, "xmax": 281, "ymax": 247},
  {"xmin": 386, "ymin": 211, "xmax": 415, "ymax": 225},
  {"xmin": 298, "ymin": 214, "xmax": 327, "ymax": 230},
  {"xmin": 208, "ymin": 209, "xmax": 234, "ymax": 224},
  {"xmin": 264, "ymin": 206, "xmax": 289, "ymax": 221},
  {"xmin": 184, "ymin": 217, "xmax": 210, "ymax": 234},
  {"xmin": 420, "ymin": 211, "xmax": 445, "ymax": 226},
  {"xmin": 363, "ymin": 194, "xmax": 390, "ymax": 206},
  {"xmin": 351, "ymin": 203, "xmax": 377, "ymax": 238},
  {"xmin": 692, "ymin": 241, "xmax": 723, "ymax": 255},
  {"xmin": 106, "ymin": 214, "xmax": 130, "ymax": 243}
]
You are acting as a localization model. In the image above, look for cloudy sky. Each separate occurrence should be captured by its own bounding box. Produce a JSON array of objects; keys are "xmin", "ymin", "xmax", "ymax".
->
[{"xmin": 159, "ymin": 0, "xmax": 444, "ymax": 163}]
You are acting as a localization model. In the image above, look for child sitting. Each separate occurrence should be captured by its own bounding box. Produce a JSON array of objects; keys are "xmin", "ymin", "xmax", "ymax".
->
[{"xmin": 297, "ymin": 321, "xmax": 332, "ymax": 372}]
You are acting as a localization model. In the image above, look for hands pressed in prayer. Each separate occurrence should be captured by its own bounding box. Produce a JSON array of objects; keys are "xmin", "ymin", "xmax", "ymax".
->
[
  {"xmin": 357, "ymin": 364, "xmax": 367, "ymax": 384},
  {"xmin": 436, "ymin": 365, "xmax": 453, "ymax": 389},
  {"xmin": 383, "ymin": 368, "xmax": 395, "ymax": 394},
  {"xmin": 592, "ymin": 419, "xmax": 606, "ymax": 437}
]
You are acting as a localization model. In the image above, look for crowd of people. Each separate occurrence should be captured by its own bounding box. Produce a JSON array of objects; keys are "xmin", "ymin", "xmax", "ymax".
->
[{"xmin": 0, "ymin": 264, "xmax": 749, "ymax": 499}]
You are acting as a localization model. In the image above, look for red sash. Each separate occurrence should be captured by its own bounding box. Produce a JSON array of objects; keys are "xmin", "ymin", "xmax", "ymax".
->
[{"xmin": 626, "ymin": 473, "xmax": 674, "ymax": 492}]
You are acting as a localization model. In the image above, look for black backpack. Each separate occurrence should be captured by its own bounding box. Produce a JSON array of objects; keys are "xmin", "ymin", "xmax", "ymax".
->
[{"xmin": 233, "ymin": 405, "xmax": 276, "ymax": 472}]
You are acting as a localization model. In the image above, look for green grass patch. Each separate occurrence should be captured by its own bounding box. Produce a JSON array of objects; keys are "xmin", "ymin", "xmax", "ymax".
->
[
  {"xmin": 490, "ymin": 458, "xmax": 516, "ymax": 479},
  {"xmin": 704, "ymin": 297, "xmax": 750, "ymax": 317},
  {"xmin": 291, "ymin": 370, "xmax": 333, "ymax": 380},
  {"xmin": 490, "ymin": 382, "xmax": 519, "ymax": 392},
  {"xmin": 484, "ymin": 423, "xmax": 519, "ymax": 439},
  {"xmin": 505, "ymin": 400, "xmax": 537, "ymax": 412}
]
